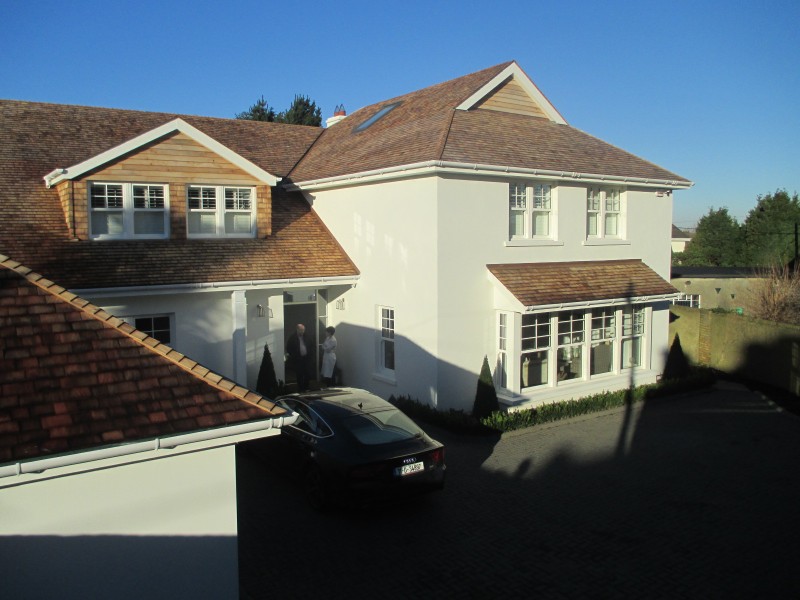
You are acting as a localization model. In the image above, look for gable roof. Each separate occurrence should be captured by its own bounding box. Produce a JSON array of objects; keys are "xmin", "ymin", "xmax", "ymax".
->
[
  {"xmin": 0, "ymin": 100, "xmax": 359, "ymax": 290},
  {"xmin": 672, "ymin": 225, "xmax": 691, "ymax": 239},
  {"xmin": 0, "ymin": 255, "xmax": 287, "ymax": 466},
  {"xmin": 288, "ymin": 61, "xmax": 690, "ymax": 188},
  {"xmin": 44, "ymin": 118, "xmax": 280, "ymax": 188},
  {"xmin": 488, "ymin": 259, "xmax": 678, "ymax": 309}
]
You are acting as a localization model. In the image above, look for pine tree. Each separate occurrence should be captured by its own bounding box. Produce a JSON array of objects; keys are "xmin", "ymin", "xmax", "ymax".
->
[
  {"xmin": 276, "ymin": 95, "xmax": 322, "ymax": 126},
  {"xmin": 235, "ymin": 96, "xmax": 276, "ymax": 122}
]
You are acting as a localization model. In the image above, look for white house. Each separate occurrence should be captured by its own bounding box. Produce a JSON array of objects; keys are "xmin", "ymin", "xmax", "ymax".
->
[
  {"xmin": 0, "ymin": 60, "xmax": 690, "ymax": 418},
  {"xmin": 288, "ymin": 61, "xmax": 692, "ymax": 410}
]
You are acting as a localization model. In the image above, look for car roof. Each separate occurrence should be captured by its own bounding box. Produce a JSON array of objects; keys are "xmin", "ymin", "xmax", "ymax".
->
[{"xmin": 280, "ymin": 388, "xmax": 393, "ymax": 417}]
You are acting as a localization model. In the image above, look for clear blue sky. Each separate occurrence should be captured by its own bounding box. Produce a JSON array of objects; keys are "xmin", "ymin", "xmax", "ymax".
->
[{"xmin": 2, "ymin": 0, "xmax": 798, "ymax": 228}]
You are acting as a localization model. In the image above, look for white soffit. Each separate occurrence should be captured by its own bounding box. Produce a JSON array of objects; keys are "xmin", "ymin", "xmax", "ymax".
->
[
  {"xmin": 44, "ymin": 118, "xmax": 279, "ymax": 187},
  {"xmin": 456, "ymin": 62, "xmax": 568, "ymax": 125}
]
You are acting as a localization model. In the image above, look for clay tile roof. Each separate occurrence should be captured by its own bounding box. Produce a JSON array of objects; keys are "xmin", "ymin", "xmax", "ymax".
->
[
  {"xmin": 288, "ymin": 61, "xmax": 688, "ymax": 186},
  {"xmin": 0, "ymin": 254, "xmax": 286, "ymax": 465},
  {"xmin": 488, "ymin": 259, "xmax": 678, "ymax": 307}
]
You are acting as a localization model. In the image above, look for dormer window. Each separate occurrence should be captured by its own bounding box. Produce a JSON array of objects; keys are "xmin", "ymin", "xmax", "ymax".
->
[
  {"xmin": 89, "ymin": 182, "xmax": 168, "ymax": 240},
  {"xmin": 187, "ymin": 185, "xmax": 255, "ymax": 237}
]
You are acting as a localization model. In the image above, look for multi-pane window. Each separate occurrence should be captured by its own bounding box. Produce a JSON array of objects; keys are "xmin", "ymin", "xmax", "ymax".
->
[
  {"xmin": 508, "ymin": 182, "xmax": 553, "ymax": 239},
  {"xmin": 621, "ymin": 306, "xmax": 645, "ymax": 368},
  {"xmin": 132, "ymin": 315, "xmax": 171, "ymax": 344},
  {"xmin": 497, "ymin": 313, "xmax": 508, "ymax": 389},
  {"xmin": 379, "ymin": 307, "xmax": 395, "ymax": 372},
  {"xmin": 590, "ymin": 308, "xmax": 616, "ymax": 375},
  {"xmin": 557, "ymin": 311, "xmax": 584, "ymax": 381},
  {"xmin": 187, "ymin": 185, "xmax": 254, "ymax": 237},
  {"xmin": 500, "ymin": 305, "xmax": 649, "ymax": 394},
  {"xmin": 89, "ymin": 182, "xmax": 168, "ymax": 239},
  {"xmin": 672, "ymin": 293, "xmax": 701, "ymax": 308},
  {"xmin": 521, "ymin": 313, "xmax": 550, "ymax": 388},
  {"xmin": 587, "ymin": 187, "xmax": 622, "ymax": 238}
]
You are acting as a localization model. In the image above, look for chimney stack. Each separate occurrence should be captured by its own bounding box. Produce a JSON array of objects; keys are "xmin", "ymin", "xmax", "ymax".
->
[{"xmin": 326, "ymin": 104, "xmax": 347, "ymax": 128}]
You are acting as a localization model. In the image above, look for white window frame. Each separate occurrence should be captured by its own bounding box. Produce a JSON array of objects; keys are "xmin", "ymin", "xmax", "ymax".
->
[
  {"xmin": 520, "ymin": 312, "xmax": 551, "ymax": 389},
  {"xmin": 672, "ymin": 293, "xmax": 701, "ymax": 308},
  {"xmin": 501, "ymin": 304, "xmax": 650, "ymax": 395},
  {"xmin": 497, "ymin": 312, "xmax": 509, "ymax": 390},
  {"xmin": 509, "ymin": 182, "xmax": 555, "ymax": 240},
  {"xmin": 89, "ymin": 182, "xmax": 169, "ymax": 240},
  {"xmin": 187, "ymin": 184, "xmax": 256, "ymax": 238},
  {"xmin": 377, "ymin": 306, "xmax": 396, "ymax": 378},
  {"xmin": 587, "ymin": 186, "xmax": 624, "ymax": 239}
]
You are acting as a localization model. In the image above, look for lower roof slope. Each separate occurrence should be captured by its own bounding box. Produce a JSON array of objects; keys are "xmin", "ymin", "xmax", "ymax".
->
[
  {"xmin": 489, "ymin": 259, "xmax": 678, "ymax": 307},
  {"xmin": 0, "ymin": 256, "xmax": 286, "ymax": 465}
]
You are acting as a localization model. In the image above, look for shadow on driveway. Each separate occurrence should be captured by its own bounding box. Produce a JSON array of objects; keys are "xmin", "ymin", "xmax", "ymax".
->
[{"xmin": 237, "ymin": 383, "xmax": 800, "ymax": 599}]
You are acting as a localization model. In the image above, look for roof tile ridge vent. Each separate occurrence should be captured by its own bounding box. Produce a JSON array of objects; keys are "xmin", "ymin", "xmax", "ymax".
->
[{"xmin": 0, "ymin": 253, "xmax": 282, "ymax": 416}]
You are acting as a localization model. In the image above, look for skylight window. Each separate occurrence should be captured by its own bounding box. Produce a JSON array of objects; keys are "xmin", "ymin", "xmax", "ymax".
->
[{"xmin": 354, "ymin": 102, "xmax": 402, "ymax": 132}]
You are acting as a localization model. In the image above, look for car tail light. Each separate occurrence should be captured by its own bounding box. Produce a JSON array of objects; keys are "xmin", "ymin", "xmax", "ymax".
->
[{"xmin": 428, "ymin": 448, "xmax": 444, "ymax": 465}]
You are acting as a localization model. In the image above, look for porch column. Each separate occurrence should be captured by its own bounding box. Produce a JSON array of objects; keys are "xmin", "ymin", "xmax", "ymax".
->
[{"xmin": 231, "ymin": 290, "xmax": 247, "ymax": 385}]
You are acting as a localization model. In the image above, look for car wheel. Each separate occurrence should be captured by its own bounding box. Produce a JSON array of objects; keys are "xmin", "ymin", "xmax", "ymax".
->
[{"xmin": 304, "ymin": 466, "xmax": 329, "ymax": 512}]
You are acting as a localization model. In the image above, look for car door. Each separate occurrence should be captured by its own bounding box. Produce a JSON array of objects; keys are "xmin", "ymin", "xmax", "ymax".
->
[{"xmin": 278, "ymin": 399, "xmax": 331, "ymax": 473}]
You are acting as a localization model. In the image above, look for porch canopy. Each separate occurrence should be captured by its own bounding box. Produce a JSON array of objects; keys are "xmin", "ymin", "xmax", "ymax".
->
[{"xmin": 488, "ymin": 259, "xmax": 678, "ymax": 312}]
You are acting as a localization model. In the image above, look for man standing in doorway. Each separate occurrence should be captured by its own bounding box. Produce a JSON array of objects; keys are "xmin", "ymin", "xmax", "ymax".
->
[{"xmin": 286, "ymin": 323, "xmax": 311, "ymax": 392}]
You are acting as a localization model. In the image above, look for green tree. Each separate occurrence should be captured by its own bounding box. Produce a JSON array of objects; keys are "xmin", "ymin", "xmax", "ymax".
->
[
  {"xmin": 679, "ymin": 207, "xmax": 742, "ymax": 266},
  {"xmin": 742, "ymin": 190, "xmax": 800, "ymax": 267},
  {"xmin": 276, "ymin": 94, "xmax": 322, "ymax": 126},
  {"xmin": 472, "ymin": 356, "xmax": 499, "ymax": 420},
  {"xmin": 235, "ymin": 95, "xmax": 276, "ymax": 122}
]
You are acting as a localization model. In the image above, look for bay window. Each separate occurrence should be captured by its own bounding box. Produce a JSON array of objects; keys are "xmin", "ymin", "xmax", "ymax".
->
[
  {"xmin": 89, "ymin": 182, "xmax": 168, "ymax": 239},
  {"xmin": 502, "ymin": 304, "xmax": 650, "ymax": 393},
  {"xmin": 187, "ymin": 185, "xmax": 255, "ymax": 237}
]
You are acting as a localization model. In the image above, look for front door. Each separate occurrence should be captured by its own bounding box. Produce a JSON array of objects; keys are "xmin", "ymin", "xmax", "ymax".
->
[{"xmin": 284, "ymin": 303, "xmax": 318, "ymax": 389}]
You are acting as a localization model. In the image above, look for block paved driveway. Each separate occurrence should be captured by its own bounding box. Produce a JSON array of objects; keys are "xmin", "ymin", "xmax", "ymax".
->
[{"xmin": 237, "ymin": 382, "xmax": 800, "ymax": 599}]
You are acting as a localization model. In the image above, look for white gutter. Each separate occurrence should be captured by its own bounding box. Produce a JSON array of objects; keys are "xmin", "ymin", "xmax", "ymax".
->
[
  {"xmin": 285, "ymin": 160, "xmax": 694, "ymax": 192},
  {"xmin": 523, "ymin": 293, "xmax": 680, "ymax": 314},
  {"xmin": 0, "ymin": 412, "xmax": 296, "ymax": 480},
  {"xmin": 72, "ymin": 274, "xmax": 360, "ymax": 298}
]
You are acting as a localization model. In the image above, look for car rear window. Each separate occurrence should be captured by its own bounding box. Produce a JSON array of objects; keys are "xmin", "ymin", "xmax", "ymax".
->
[{"xmin": 341, "ymin": 408, "xmax": 423, "ymax": 445}]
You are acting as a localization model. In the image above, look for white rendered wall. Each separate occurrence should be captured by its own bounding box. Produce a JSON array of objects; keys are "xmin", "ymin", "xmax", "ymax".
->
[
  {"xmin": 308, "ymin": 177, "xmax": 441, "ymax": 405},
  {"xmin": 0, "ymin": 445, "xmax": 240, "ymax": 599},
  {"xmin": 93, "ymin": 288, "xmax": 283, "ymax": 390},
  {"xmin": 309, "ymin": 175, "xmax": 676, "ymax": 411}
]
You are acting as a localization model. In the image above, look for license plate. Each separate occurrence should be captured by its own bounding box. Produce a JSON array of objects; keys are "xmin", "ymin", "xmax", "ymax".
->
[{"xmin": 395, "ymin": 461, "xmax": 424, "ymax": 476}]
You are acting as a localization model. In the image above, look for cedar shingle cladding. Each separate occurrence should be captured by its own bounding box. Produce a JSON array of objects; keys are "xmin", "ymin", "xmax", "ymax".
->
[
  {"xmin": 0, "ymin": 100, "xmax": 358, "ymax": 288},
  {"xmin": 488, "ymin": 260, "xmax": 678, "ymax": 307},
  {"xmin": 288, "ymin": 62, "xmax": 690, "ymax": 185},
  {"xmin": 0, "ymin": 257, "xmax": 284, "ymax": 464}
]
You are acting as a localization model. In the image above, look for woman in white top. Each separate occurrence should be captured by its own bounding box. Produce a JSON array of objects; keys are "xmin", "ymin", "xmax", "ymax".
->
[{"xmin": 321, "ymin": 326, "xmax": 337, "ymax": 387}]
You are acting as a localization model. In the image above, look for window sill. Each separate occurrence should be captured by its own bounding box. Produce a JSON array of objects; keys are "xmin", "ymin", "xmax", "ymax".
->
[
  {"xmin": 582, "ymin": 238, "xmax": 630, "ymax": 246},
  {"xmin": 505, "ymin": 239, "xmax": 564, "ymax": 248}
]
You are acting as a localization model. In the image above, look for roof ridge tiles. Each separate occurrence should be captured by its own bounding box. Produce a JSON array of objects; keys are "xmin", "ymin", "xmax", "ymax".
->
[{"xmin": 0, "ymin": 253, "xmax": 281, "ymax": 416}]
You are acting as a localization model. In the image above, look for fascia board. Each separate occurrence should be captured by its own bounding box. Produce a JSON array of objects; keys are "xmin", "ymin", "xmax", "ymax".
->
[
  {"xmin": 456, "ymin": 62, "xmax": 568, "ymax": 125},
  {"xmin": 44, "ymin": 118, "xmax": 279, "ymax": 187}
]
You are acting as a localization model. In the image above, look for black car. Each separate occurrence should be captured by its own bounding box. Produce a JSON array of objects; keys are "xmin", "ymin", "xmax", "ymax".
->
[{"xmin": 263, "ymin": 387, "xmax": 446, "ymax": 510}]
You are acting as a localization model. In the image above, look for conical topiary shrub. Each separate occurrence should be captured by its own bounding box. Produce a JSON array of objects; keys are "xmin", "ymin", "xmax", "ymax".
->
[
  {"xmin": 472, "ymin": 355, "xmax": 499, "ymax": 419},
  {"xmin": 255, "ymin": 341, "xmax": 279, "ymax": 398}
]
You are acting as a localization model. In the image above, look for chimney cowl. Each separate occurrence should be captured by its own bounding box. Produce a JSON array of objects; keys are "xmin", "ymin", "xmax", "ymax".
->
[{"xmin": 326, "ymin": 104, "xmax": 348, "ymax": 128}]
